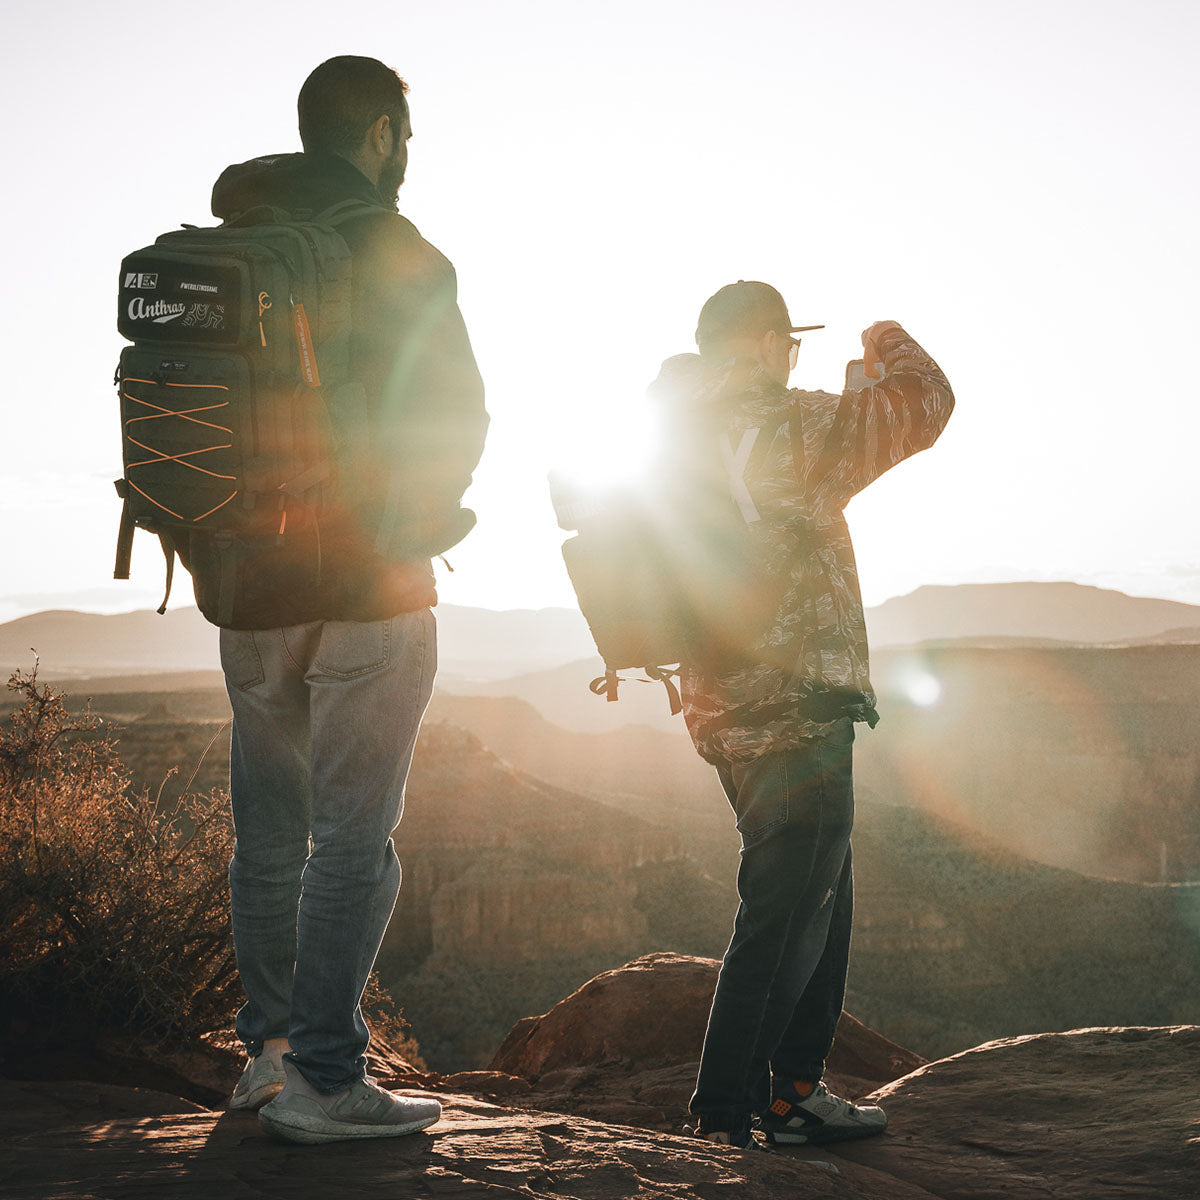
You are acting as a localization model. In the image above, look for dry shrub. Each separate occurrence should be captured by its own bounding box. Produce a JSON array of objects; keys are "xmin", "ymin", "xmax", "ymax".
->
[
  {"xmin": 0, "ymin": 667, "xmax": 238, "ymax": 1051},
  {"xmin": 360, "ymin": 973, "xmax": 427, "ymax": 1072},
  {"xmin": 0, "ymin": 666, "xmax": 422, "ymax": 1071}
]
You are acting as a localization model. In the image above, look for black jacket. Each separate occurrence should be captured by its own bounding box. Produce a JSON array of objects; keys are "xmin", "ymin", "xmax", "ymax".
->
[{"xmin": 195, "ymin": 151, "xmax": 487, "ymax": 624}]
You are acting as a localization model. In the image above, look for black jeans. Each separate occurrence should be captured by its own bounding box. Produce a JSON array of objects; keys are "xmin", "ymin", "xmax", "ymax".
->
[{"xmin": 690, "ymin": 722, "xmax": 855, "ymax": 1130}]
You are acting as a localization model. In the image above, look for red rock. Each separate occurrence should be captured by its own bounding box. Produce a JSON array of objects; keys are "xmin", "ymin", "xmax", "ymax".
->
[
  {"xmin": 836, "ymin": 1024, "xmax": 1200, "ymax": 1200},
  {"xmin": 438, "ymin": 1070, "xmax": 533, "ymax": 1098},
  {"xmin": 488, "ymin": 952, "xmax": 924, "ymax": 1126},
  {"xmin": 483, "ymin": 1018, "xmax": 1200, "ymax": 1198},
  {"xmin": 490, "ymin": 952, "xmax": 717, "ymax": 1078}
]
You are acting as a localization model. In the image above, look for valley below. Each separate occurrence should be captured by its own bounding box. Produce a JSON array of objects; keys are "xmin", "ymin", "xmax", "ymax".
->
[
  {"xmin": 12, "ymin": 650, "xmax": 1198, "ymax": 1074},
  {"xmin": 4, "ymin": 585, "xmax": 1198, "ymax": 1075}
]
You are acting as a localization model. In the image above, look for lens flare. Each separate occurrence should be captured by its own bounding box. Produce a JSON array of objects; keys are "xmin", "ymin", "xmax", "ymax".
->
[
  {"xmin": 905, "ymin": 671, "xmax": 943, "ymax": 707},
  {"xmin": 550, "ymin": 400, "xmax": 661, "ymax": 492}
]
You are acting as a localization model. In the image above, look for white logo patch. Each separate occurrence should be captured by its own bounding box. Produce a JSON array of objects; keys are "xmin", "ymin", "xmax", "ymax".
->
[
  {"xmin": 720, "ymin": 427, "xmax": 761, "ymax": 523},
  {"xmin": 124, "ymin": 272, "xmax": 158, "ymax": 289}
]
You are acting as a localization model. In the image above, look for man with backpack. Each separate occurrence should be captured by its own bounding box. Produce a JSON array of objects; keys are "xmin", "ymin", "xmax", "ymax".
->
[
  {"xmin": 654, "ymin": 282, "xmax": 954, "ymax": 1148},
  {"xmin": 118, "ymin": 57, "xmax": 486, "ymax": 1143}
]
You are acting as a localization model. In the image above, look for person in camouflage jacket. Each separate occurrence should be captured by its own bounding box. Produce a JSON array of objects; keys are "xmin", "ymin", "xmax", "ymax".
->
[
  {"xmin": 662, "ymin": 281, "xmax": 953, "ymax": 1148},
  {"xmin": 651, "ymin": 300, "xmax": 954, "ymax": 764}
]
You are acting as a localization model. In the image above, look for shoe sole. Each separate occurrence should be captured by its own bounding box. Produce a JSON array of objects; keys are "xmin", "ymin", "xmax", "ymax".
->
[
  {"xmin": 258, "ymin": 1107, "xmax": 440, "ymax": 1145},
  {"xmin": 765, "ymin": 1123, "xmax": 887, "ymax": 1146}
]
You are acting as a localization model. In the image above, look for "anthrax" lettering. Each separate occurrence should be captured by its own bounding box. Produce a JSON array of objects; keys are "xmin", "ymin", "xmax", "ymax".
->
[{"xmin": 128, "ymin": 296, "xmax": 186, "ymax": 323}]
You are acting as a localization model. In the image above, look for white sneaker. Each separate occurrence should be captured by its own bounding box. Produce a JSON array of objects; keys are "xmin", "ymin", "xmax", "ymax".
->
[
  {"xmin": 759, "ymin": 1080, "xmax": 887, "ymax": 1145},
  {"xmin": 258, "ymin": 1061, "xmax": 442, "ymax": 1145},
  {"xmin": 228, "ymin": 1055, "xmax": 287, "ymax": 1111}
]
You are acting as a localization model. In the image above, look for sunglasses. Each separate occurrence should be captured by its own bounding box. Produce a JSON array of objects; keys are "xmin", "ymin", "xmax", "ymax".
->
[{"xmin": 779, "ymin": 324, "xmax": 822, "ymax": 370}]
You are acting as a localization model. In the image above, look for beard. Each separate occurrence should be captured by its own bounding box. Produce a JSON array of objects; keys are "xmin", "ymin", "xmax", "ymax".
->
[{"xmin": 378, "ymin": 145, "xmax": 407, "ymax": 203}]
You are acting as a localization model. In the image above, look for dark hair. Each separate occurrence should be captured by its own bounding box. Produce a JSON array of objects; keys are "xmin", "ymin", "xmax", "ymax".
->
[{"xmin": 298, "ymin": 56, "xmax": 409, "ymax": 156}]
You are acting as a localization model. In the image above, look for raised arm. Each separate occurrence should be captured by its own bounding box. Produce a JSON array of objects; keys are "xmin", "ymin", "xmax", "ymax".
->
[{"xmin": 803, "ymin": 322, "xmax": 954, "ymax": 511}]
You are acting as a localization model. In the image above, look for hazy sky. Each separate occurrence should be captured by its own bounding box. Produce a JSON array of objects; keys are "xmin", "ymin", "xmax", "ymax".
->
[{"xmin": 2, "ymin": 0, "xmax": 1197, "ymax": 620}]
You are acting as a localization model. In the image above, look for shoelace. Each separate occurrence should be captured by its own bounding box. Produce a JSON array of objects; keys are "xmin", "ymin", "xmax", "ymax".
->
[{"xmin": 804, "ymin": 1087, "xmax": 870, "ymax": 1123}]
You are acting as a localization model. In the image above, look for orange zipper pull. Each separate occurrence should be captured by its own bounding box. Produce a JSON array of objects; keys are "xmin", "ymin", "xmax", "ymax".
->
[{"xmin": 257, "ymin": 291, "xmax": 272, "ymax": 347}]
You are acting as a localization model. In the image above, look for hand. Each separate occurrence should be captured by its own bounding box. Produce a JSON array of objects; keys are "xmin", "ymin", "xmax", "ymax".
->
[{"xmin": 861, "ymin": 320, "xmax": 903, "ymax": 379}]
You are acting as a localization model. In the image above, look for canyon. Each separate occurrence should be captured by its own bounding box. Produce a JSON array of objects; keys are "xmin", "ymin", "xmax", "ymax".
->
[{"xmin": 3, "ymin": 585, "xmax": 1198, "ymax": 1073}]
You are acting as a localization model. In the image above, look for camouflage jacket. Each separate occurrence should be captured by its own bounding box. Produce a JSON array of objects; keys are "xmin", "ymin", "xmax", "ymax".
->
[{"xmin": 651, "ymin": 324, "xmax": 954, "ymax": 764}]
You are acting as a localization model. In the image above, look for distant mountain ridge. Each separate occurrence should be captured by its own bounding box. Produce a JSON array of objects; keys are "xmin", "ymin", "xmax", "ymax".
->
[
  {"xmin": 2, "ymin": 581, "xmax": 1198, "ymax": 680},
  {"xmin": 0, "ymin": 604, "xmax": 594, "ymax": 681},
  {"xmin": 865, "ymin": 581, "xmax": 1200, "ymax": 646}
]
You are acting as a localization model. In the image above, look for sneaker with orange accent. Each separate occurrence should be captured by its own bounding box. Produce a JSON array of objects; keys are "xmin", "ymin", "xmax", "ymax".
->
[{"xmin": 758, "ymin": 1079, "xmax": 887, "ymax": 1145}]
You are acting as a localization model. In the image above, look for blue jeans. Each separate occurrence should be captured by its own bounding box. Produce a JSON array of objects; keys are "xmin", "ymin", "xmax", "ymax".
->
[
  {"xmin": 219, "ymin": 610, "xmax": 436, "ymax": 1093},
  {"xmin": 690, "ymin": 721, "xmax": 855, "ymax": 1130}
]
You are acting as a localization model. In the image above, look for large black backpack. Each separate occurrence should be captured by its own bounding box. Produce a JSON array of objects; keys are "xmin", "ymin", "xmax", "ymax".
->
[{"xmin": 114, "ymin": 200, "xmax": 376, "ymax": 625}]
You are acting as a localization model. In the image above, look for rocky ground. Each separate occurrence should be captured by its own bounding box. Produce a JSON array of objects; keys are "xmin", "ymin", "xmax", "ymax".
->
[
  {"xmin": 2, "ymin": 1077, "xmax": 936, "ymax": 1200},
  {"xmin": 3, "ymin": 954, "xmax": 1197, "ymax": 1199}
]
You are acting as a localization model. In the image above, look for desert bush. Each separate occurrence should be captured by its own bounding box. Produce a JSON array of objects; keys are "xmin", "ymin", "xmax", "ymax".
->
[
  {"xmin": 0, "ymin": 666, "xmax": 422, "ymax": 1071},
  {"xmin": 0, "ymin": 667, "xmax": 239, "ymax": 1050},
  {"xmin": 361, "ymin": 973, "xmax": 428, "ymax": 1072}
]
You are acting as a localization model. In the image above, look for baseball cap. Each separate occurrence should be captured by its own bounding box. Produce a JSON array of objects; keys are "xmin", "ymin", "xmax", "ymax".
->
[{"xmin": 695, "ymin": 280, "xmax": 823, "ymax": 349}]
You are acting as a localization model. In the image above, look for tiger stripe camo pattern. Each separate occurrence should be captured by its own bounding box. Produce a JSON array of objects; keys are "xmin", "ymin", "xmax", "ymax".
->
[{"xmin": 662, "ymin": 324, "xmax": 954, "ymax": 764}]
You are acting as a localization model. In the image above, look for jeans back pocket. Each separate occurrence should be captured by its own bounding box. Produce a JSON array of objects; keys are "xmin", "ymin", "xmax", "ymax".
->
[
  {"xmin": 312, "ymin": 620, "xmax": 391, "ymax": 679},
  {"xmin": 219, "ymin": 629, "xmax": 265, "ymax": 691}
]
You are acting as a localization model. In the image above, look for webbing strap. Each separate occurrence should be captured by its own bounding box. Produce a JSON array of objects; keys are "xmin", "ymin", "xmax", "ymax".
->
[
  {"xmin": 279, "ymin": 461, "xmax": 331, "ymax": 497},
  {"xmin": 224, "ymin": 204, "xmax": 290, "ymax": 228},
  {"xmin": 215, "ymin": 540, "xmax": 238, "ymax": 627},
  {"xmin": 590, "ymin": 670, "xmax": 620, "ymax": 703},
  {"xmin": 589, "ymin": 665, "xmax": 683, "ymax": 715},
  {"xmin": 114, "ymin": 494, "xmax": 135, "ymax": 581},
  {"xmin": 645, "ymin": 664, "xmax": 684, "ymax": 716},
  {"xmin": 374, "ymin": 488, "xmax": 401, "ymax": 557},
  {"xmin": 789, "ymin": 402, "xmax": 806, "ymax": 483},
  {"xmin": 156, "ymin": 533, "xmax": 176, "ymax": 615},
  {"xmin": 317, "ymin": 199, "xmax": 386, "ymax": 228}
]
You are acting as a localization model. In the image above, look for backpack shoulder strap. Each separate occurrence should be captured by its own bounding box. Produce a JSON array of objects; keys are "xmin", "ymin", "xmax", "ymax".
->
[
  {"xmin": 221, "ymin": 204, "xmax": 292, "ymax": 229},
  {"xmin": 788, "ymin": 400, "xmax": 807, "ymax": 487},
  {"xmin": 315, "ymin": 199, "xmax": 388, "ymax": 228}
]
